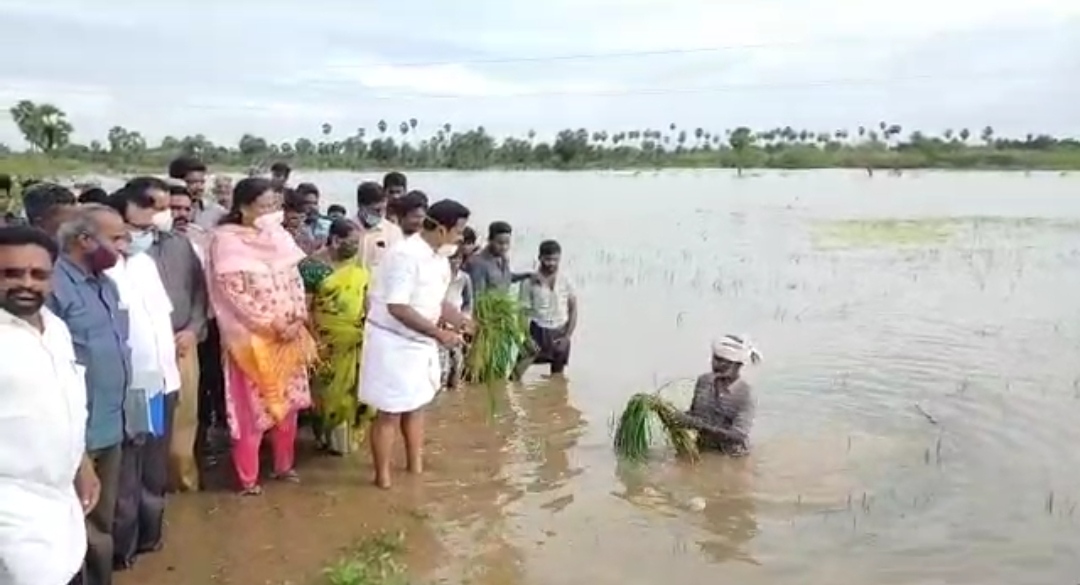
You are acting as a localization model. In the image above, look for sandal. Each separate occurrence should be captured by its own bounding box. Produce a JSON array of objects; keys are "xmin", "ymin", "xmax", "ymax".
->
[
  {"xmin": 272, "ymin": 470, "xmax": 301, "ymax": 483},
  {"xmin": 240, "ymin": 485, "xmax": 263, "ymax": 496}
]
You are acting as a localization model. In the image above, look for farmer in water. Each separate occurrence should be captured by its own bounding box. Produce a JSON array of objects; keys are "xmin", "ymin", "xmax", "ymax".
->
[{"xmin": 675, "ymin": 335, "xmax": 761, "ymax": 457}]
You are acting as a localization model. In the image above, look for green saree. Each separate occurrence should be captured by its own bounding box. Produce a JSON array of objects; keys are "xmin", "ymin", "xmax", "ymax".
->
[{"xmin": 301, "ymin": 257, "xmax": 371, "ymax": 454}]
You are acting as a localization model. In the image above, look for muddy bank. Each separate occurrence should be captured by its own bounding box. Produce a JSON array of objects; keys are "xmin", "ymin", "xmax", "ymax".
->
[{"xmin": 118, "ymin": 382, "xmax": 580, "ymax": 585}]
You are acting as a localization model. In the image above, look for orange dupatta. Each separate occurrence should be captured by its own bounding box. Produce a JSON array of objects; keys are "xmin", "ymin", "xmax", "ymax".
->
[{"xmin": 207, "ymin": 224, "xmax": 317, "ymax": 423}]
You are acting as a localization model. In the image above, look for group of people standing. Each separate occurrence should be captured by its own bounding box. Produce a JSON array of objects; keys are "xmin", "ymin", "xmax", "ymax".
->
[{"xmin": 0, "ymin": 159, "xmax": 580, "ymax": 585}]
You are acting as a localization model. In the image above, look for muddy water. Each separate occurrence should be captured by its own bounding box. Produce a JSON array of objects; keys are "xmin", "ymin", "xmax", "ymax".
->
[{"xmin": 121, "ymin": 170, "xmax": 1080, "ymax": 584}]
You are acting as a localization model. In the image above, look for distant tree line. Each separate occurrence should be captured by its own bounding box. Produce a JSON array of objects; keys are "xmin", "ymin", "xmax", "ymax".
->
[{"xmin": 5, "ymin": 99, "xmax": 1080, "ymax": 173}]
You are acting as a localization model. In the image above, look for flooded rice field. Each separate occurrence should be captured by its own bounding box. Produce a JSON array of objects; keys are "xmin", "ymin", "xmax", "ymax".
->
[{"xmin": 121, "ymin": 170, "xmax": 1080, "ymax": 584}]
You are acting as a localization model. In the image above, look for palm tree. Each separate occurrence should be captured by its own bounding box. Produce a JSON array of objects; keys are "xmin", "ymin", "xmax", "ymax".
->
[
  {"xmin": 409, "ymin": 118, "xmax": 418, "ymax": 132},
  {"xmin": 377, "ymin": 119, "xmax": 388, "ymax": 135},
  {"xmin": 321, "ymin": 123, "xmax": 332, "ymax": 136}
]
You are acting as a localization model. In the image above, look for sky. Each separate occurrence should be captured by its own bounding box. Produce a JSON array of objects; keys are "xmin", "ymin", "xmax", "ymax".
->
[{"xmin": 0, "ymin": 0, "xmax": 1078, "ymax": 148}]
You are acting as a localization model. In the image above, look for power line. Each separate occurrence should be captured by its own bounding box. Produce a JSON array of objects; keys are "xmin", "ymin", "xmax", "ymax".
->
[
  {"xmin": 0, "ymin": 67, "xmax": 1068, "ymax": 112},
  {"xmin": 313, "ymin": 27, "xmax": 1063, "ymax": 69},
  {"xmin": 29, "ymin": 25, "xmax": 1063, "ymax": 71}
]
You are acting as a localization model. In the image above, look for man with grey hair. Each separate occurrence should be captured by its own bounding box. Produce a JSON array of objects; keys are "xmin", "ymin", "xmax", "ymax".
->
[{"xmin": 47, "ymin": 204, "xmax": 131, "ymax": 585}]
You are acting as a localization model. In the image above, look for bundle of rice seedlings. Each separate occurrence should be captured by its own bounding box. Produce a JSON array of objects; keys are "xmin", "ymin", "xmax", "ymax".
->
[
  {"xmin": 613, "ymin": 393, "xmax": 700, "ymax": 463},
  {"xmin": 465, "ymin": 291, "xmax": 527, "ymax": 409}
]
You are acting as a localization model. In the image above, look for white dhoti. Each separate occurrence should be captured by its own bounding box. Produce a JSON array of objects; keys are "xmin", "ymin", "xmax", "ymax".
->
[{"xmin": 359, "ymin": 324, "xmax": 441, "ymax": 413}]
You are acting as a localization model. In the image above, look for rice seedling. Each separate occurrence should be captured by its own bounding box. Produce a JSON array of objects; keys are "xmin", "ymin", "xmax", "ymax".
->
[
  {"xmin": 465, "ymin": 291, "xmax": 528, "ymax": 412},
  {"xmin": 613, "ymin": 392, "xmax": 700, "ymax": 463},
  {"xmin": 322, "ymin": 531, "xmax": 407, "ymax": 585}
]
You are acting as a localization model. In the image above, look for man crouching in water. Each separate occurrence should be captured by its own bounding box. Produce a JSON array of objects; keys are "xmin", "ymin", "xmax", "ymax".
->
[{"xmin": 674, "ymin": 335, "xmax": 761, "ymax": 457}]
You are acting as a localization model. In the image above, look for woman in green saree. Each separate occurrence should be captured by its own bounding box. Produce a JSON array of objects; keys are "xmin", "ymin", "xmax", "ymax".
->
[{"xmin": 299, "ymin": 218, "xmax": 371, "ymax": 455}]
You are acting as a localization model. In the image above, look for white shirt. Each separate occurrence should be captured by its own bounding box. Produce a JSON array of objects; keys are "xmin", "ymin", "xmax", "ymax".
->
[
  {"xmin": 107, "ymin": 253, "xmax": 180, "ymax": 394},
  {"xmin": 519, "ymin": 274, "xmax": 575, "ymax": 329},
  {"xmin": 358, "ymin": 218, "xmax": 404, "ymax": 271},
  {"xmin": 0, "ymin": 307, "xmax": 88, "ymax": 585},
  {"xmin": 366, "ymin": 234, "xmax": 450, "ymax": 345}
]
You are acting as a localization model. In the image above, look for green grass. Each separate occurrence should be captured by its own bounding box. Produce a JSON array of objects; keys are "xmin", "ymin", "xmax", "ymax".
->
[{"xmin": 320, "ymin": 531, "xmax": 409, "ymax": 585}]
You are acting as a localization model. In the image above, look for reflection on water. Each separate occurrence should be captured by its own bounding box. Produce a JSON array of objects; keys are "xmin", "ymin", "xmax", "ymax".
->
[{"xmin": 120, "ymin": 170, "xmax": 1080, "ymax": 585}]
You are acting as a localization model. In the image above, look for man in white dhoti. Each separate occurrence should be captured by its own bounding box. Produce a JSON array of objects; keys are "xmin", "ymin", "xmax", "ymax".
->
[{"xmin": 360, "ymin": 199, "xmax": 472, "ymax": 489}]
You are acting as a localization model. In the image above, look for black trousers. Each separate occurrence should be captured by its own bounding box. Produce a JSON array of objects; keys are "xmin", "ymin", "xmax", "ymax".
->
[
  {"xmin": 113, "ymin": 390, "xmax": 175, "ymax": 568},
  {"xmin": 82, "ymin": 444, "xmax": 122, "ymax": 585},
  {"xmin": 196, "ymin": 319, "xmax": 232, "ymax": 491},
  {"xmin": 197, "ymin": 319, "xmax": 227, "ymax": 431}
]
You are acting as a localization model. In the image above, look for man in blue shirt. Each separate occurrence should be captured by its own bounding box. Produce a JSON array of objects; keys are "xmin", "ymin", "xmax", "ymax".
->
[{"xmin": 47, "ymin": 203, "xmax": 131, "ymax": 585}]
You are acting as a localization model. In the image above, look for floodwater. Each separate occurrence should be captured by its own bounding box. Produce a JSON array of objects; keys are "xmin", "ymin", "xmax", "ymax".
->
[{"xmin": 120, "ymin": 170, "xmax": 1080, "ymax": 585}]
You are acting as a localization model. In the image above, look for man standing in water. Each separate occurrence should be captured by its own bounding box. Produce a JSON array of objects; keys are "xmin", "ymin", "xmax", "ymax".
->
[
  {"xmin": 465, "ymin": 221, "xmax": 531, "ymax": 295},
  {"xmin": 512, "ymin": 240, "xmax": 577, "ymax": 380},
  {"xmin": 49, "ymin": 205, "xmax": 132, "ymax": 585},
  {"xmin": 360, "ymin": 199, "xmax": 472, "ymax": 489},
  {"xmin": 0, "ymin": 226, "xmax": 100, "ymax": 585},
  {"xmin": 674, "ymin": 335, "xmax": 760, "ymax": 457}
]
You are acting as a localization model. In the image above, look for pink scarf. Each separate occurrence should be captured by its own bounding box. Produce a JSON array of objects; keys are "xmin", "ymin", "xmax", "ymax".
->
[{"xmin": 209, "ymin": 223, "xmax": 306, "ymax": 274}]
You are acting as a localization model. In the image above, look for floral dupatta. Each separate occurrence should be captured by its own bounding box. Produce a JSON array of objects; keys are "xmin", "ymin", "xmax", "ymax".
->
[{"xmin": 207, "ymin": 224, "xmax": 317, "ymax": 423}]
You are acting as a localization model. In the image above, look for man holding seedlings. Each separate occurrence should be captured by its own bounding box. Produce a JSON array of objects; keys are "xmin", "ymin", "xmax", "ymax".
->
[
  {"xmin": 359, "ymin": 199, "xmax": 472, "ymax": 489},
  {"xmin": 465, "ymin": 221, "xmax": 531, "ymax": 295},
  {"xmin": 673, "ymin": 335, "xmax": 761, "ymax": 456}
]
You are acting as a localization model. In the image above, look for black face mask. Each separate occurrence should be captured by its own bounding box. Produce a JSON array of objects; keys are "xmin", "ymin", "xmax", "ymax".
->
[{"xmin": 1, "ymin": 287, "xmax": 45, "ymax": 317}]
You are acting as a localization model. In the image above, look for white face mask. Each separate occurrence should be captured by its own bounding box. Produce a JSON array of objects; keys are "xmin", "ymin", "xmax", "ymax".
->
[
  {"xmin": 437, "ymin": 244, "xmax": 457, "ymax": 258},
  {"xmin": 254, "ymin": 210, "xmax": 285, "ymax": 232},
  {"xmin": 151, "ymin": 210, "xmax": 173, "ymax": 232}
]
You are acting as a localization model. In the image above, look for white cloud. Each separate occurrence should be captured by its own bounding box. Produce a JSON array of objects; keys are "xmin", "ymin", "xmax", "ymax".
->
[{"xmin": 0, "ymin": 0, "xmax": 1077, "ymax": 146}]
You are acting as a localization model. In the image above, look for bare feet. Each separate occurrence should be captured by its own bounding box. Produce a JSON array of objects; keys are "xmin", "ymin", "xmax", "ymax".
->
[{"xmin": 374, "ymin": 475, "xmax": 392, "ymax": 490}]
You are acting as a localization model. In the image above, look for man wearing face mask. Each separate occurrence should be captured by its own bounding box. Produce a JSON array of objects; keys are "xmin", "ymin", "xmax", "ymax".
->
[
  {"xmin": 129, "ymin": 179, "xmax": 208, "ymax": 463},
  {"xmin": 360, "ymin": 199, "xmax": 472, "ymax": 489},
  {"xmin": 355, "ymin": 181, "xmax": 402, "ymax": 270},
  {"xmin": 47, "ymin": 204, "xmax": 132, "ymax": 585},
  {"xmin": 103, "ymin": 185, "xmax": 179, "ymax": 570},
  {"xmin": 0, "ymin": 226, "xmax": 101, "ymax": 585}
]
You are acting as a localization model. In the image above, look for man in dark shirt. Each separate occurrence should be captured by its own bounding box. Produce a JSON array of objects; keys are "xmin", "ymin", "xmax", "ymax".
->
[
  {"xmin": 464, "ymin": 221, "xmax": 531, "ymax": 295},
  {"xmin": 47, "ymin": 204, "xmax": 131, "ymax": 585},
  {"xmin": 674, "ymin": 335, "xmax": 761, "ymax": 457}
]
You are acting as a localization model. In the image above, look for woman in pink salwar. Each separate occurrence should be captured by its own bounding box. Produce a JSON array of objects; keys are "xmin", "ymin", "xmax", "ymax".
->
[{"xmin": 205, "ymin": 178, "xmax": 316, "ymax": 495}]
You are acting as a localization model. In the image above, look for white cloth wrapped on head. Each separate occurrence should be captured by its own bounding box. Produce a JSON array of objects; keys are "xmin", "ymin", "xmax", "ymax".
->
[{"xmin": 711, "ymin": 334, "xmax": 762, "ymax": 364}]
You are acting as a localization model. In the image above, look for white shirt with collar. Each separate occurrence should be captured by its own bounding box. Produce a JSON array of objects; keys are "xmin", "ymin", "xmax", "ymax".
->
[
  {"xmin": 366, "ymin": 234, "xmax": 451, "ymax": 345},
  {"xmin": 106, "ymin": 253, "xmax": 180, "ymax": 394},
  {"xmin": 0, "ymin": 307, "xmax": 88, "ymax": 585}
]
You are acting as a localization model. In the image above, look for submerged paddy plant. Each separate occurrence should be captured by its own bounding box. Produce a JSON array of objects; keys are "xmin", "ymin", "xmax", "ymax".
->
[
  {"xmin": 811, "ymin": 218, "xmax": 956, "ymax": 249},
  {"xmin": 613, "ymin": 393, "xmax": 700, "ymax": 463}
]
